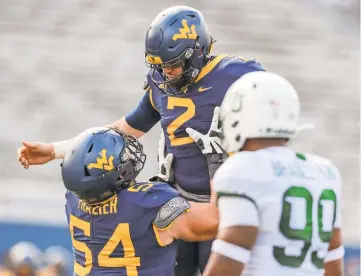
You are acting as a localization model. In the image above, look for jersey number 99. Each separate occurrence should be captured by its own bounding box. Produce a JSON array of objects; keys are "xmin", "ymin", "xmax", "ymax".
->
[{"xmin": 273, "ymin": 186, "xmax": 337, "ymax": 269}]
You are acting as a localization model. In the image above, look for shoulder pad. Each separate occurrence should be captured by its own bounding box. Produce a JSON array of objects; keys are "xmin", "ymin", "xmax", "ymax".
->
[
  {"xmin": 213, "ymin": 152, "xmax": 257, "ymax": 192},
  {"xmin": 143, "ymin": 76, "xmax": 150, "ymax": 90},
  {"xmin": 304, "ymin": 153, "xmax": 332, "ymax": 165},
  {"xmin": 227, "ymin": 55, "xmax": 266, "ymax": 72},
  {"xmin": 238, "ymin": 56, "xmax": 256, "ymax": 63},
  {"xmin": 154, "ymin": 197, "xmax": 191, "ymax": 229}
]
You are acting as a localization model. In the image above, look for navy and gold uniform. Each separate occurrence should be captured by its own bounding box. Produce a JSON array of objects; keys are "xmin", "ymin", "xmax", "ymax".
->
[
  {"xmin": 126, "ymin": 55, "xmax": 265, "ymax": 197},
  {"xmin": 125, "ymin": 6, "xmax": 266, "ymax": 276},
  {"xmin": 126, "ymin": 55, "xmax": 264, "ymax": 275},
  {"xmin": 65, "ymin": 181, "xmax": 184, "ymax": 276}
]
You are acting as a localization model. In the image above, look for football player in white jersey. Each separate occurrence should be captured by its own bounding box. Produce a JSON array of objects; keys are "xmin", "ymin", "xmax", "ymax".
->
[{"xmin": 202, "ymin": 71, "xmax": 344, "ymax": 276}]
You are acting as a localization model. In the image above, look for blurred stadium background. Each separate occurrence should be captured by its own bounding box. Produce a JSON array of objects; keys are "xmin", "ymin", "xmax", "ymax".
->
[{"xmin": 0, "ymin": 0, "xmax": 359, "ymax": 275}]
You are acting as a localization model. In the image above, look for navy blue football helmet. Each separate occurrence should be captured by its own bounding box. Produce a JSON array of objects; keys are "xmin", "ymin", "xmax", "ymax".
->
[
  {"xmin": 61, "ymin": 127, "xmax": 146, "ymax": 204},
  {"xmin": 145, "ymin": 6, "xmax": 214, "ymax": 95}
]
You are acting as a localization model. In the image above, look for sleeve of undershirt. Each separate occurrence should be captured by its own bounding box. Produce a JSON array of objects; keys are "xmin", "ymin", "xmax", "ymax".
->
[{"xmin": 125, "ymin": 88, "xmax": 161, "ymax": 132}]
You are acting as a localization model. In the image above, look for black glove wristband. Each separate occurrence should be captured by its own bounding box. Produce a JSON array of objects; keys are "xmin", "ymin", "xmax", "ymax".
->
[{"xmin": 206, "ymin": 152, "xmax": 227, "ymax": 179}]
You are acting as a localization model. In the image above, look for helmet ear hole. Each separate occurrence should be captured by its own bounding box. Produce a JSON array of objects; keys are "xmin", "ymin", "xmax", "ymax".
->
[
  {"xmin": 84, "ymin": 165, "xmax": 91, "ymax": 176},
  {"xmin": 232, "ymin": 121, "xmax": 239, "ymax": 128},
  {"xmin": 111, "ymin": 137, "xmax": 116, "ymax": 148},
  {"xmin": 208, "ymin": 37, "xmax": 216, "ymax": 54},
  {"xmin": 87, "ymin": 143, "xmax": 94, "ymax": 153}
]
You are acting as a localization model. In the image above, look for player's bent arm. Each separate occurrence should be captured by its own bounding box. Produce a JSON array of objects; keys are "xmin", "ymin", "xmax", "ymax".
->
[
  {"xmin": 168, "ymin": 201, "xmax": 219, "ymax": 242},
  {"xmin": 324, "ymin": 228, "xmax": 344, "ymax": 276},
  {"xmin": 122, "ymin": 87, "xmax": 161, "ymax": 135},
  {"xmin": 203, "ymin": 196, "xmax": 259, "ymax": 276},
  {"xmin": 153, "ymin": 197, "xmax": 219, "ymax": 245},
  {"xmin": 106, "ymin": 117, "xmax": 145, "ymax": 138},
  {"xmin": 51, "ymin": 120, "xmax": 145, "ymax": 159},
  {"xmin": 50, "ymin": 88, "xmax": 159, "ymax": 159},
  {"xmin": 50, "ymin": 127, "xmax": 105, "ymax": 159},
  {"xmin": 53, "ymin": 114, "xmax": 148, "ymax": 159},
  {"xmin": 63, "ymin": 86, "xmax": 161, "ymax": 156}
]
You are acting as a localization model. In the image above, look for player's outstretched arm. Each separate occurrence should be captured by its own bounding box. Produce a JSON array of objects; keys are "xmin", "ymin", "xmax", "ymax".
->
[
  {"xmin": 324, "ymin": 228, "xmax": 344, "ymax": 276},
  {"xmin": 17, "ymin": 118, "xmax": 145, "ymax": 169},
  {"xmin": 17, "ymin": 84, "xmax": 162, "ymax": 169},
  {"xmin": 17, "ymin": 136, "xmax": 80, "ymax": 169},
  {"xmin": 107, "ymin": 116, "xmax": 146, "ymax": 138},
  {"xmin": 17, "ymin": 81, "xmax": 162, "ymax": 169}
]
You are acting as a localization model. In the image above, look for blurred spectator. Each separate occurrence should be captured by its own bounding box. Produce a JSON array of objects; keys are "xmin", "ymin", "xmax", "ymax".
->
[
  {"xmin": 0, "ymin": 261, "xmax": 15, "ymax": 276},
  {"xmin": 38, "ymin": 246, "xmax": 72, "ymax": 276},
  {"xmin": 3, "ymin": 242, "xmax": 44, "ymax": 276}
]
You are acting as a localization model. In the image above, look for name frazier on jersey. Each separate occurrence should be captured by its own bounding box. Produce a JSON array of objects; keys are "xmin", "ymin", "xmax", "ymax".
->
[{"xmin": 78, "ymin": 197, "xmax": 118, "ymax": 215}]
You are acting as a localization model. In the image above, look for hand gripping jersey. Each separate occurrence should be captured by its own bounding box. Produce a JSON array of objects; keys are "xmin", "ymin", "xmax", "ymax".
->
[
  {"xmin": 126, "ymin": 55, "xmax": 265, "ymax": 196},
  {"xmin": 65, "ymin": 181, "xmax": 190, "ymax": 276},
  {"xmin": 213, "ymin": 147, "xmax": 342, "ymax": 276}
]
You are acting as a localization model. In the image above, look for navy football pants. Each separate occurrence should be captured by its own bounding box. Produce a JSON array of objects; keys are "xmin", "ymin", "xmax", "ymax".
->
[{"xmin": 175, "ymin": 239, "xmax": 214, "ymax": 276}]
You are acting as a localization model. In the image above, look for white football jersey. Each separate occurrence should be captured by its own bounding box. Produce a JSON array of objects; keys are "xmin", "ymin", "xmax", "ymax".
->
[{"xmin": 213, "ymin": 146, "xmax": 342, "ymax": 276}]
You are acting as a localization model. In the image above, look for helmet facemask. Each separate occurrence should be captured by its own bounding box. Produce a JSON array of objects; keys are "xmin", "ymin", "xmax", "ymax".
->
[
  {"xmin": 111, "ymin": 129, "xmax": 146, "ymax": 189},
  {"xmin": 146, "ymin": 41, "xmax": 204, "ymax": 95}
]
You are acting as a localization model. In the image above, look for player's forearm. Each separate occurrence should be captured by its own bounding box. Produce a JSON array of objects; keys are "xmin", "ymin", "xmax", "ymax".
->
[
  {"xmin": 51, "ymin": 127, "xmax": 108, "ymax": 159},
  {"xmin": 51, "ymin": 138, "xmax": 76, "ymax": 159},
  {"xmin": 186, "ymin": 203, "xmax": 219, "ymax": 241},
  {"xmin": 51, "ymin": 128, "xmax": 95, "ymax": 159},
  {"xmin": 324, "ymin": 259, "xmax": 344, "ymax": 276},
  {"xmin": 324, "ymin": 229, "xmax": 344, "ymax": 276},
  {"xmin": 51, "ymin": 117, "xmax": 146, "ymax": 159},
  {"xmin": 107, "ymin": 117, "xmax": 145, "ymax": 138},
  {"xmin": 203, "ymin": 253, "xmax": 244, "ymax": 276}
]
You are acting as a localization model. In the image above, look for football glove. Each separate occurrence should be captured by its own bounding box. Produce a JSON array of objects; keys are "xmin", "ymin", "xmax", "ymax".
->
[
  {"xmin": 186, "ymin": 106, "xmax": 227, "ymax": 179},
  {"xmin": 186, "ymin": 106, "xmax": 223, "ymax": 155},
  {"xmin": 150, "ymin": 131, "xmax": 175, "ymax": 184}
]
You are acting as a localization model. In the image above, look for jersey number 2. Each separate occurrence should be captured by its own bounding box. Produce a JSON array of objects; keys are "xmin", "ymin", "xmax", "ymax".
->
[
  {"xmin": 274, "ymin": 186, "xmax": 337, "ymax": 269},
  {"xmin": 167, "ymin": 97, "xmax": 195, "ymax": 146},
  {"xmin": 70, "ymin": 215, "xmax": 140, "ymax": 276}
]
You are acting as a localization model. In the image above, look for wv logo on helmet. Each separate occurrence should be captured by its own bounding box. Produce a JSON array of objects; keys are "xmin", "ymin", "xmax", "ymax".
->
[
  {"xmin": 172, "ymin": 19, "xmax": 197, "ymax": 41},
  {"xmin": 87, "ymin": 149, "xmax": 114, "ymax": 171}
]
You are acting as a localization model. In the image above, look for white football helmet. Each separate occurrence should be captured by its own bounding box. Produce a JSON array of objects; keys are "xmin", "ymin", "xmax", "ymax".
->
[{"xmin": 220, "ymin": 71, "xmax": 311, "ymax": 152}]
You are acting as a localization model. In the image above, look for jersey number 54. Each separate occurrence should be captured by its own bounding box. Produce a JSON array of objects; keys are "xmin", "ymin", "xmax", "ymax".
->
[{"xmin": 69, "ymin": 215, "xmax": 140, "ymax": 276}]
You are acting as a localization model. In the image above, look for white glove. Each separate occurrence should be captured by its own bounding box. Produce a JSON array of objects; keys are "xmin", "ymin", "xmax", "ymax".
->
[
  {"xmin": 157, "ymin": 131, "xmax": 174, "ymax": 182},
  {"xmin": 186, "ymin": 107, "xmax": 226, "ymax": 179},
  {"xmin": 186, "ymin": 107, "xmax": 223, "ymax": 155}
]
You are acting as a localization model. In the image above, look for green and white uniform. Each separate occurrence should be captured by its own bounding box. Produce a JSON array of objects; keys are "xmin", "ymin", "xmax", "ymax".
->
[{"xmin": 213, "ymin": 146, "xmax": 342, "ymax": 276}]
